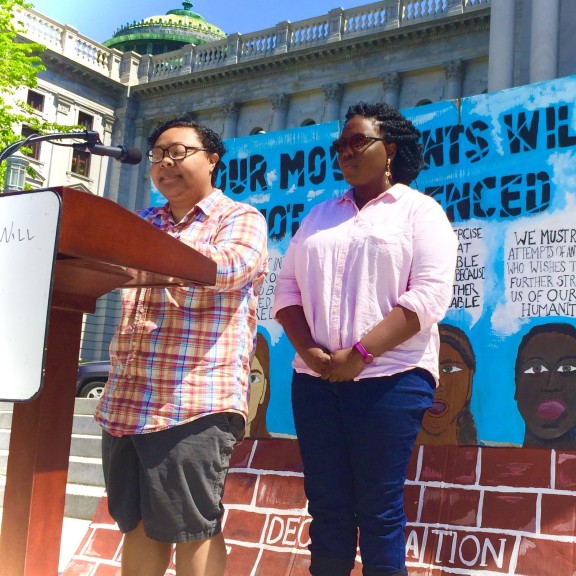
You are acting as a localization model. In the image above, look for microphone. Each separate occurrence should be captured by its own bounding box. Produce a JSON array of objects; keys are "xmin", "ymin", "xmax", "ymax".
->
[{"xmin": 86, "ymin": 143, "xmax": 142, "ymax": 165}]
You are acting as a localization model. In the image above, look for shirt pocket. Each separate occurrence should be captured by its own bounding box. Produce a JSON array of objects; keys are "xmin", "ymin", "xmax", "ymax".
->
[{"xmin": 363, "ymin": 223, "xmax": 412, "ymax": 264}]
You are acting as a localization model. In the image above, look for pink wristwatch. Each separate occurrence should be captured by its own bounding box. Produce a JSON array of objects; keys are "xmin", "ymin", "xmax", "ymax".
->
[{"xmin": 354, "ymin": 341, "xmax": 374, "ymax": 364}]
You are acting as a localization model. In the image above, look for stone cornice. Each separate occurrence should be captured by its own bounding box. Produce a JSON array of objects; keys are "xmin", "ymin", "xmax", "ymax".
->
[{"xmin": 41, "ymin": 52, "xmax": 126, "ymax": 96}]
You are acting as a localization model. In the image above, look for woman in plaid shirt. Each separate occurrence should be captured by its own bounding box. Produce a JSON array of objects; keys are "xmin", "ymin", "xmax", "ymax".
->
[{"xmin": 95, "ymin": 113, "xmax": 268, "ymax": 576}]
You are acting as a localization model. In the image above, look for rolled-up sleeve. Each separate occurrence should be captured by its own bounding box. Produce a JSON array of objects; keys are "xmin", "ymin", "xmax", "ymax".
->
[
  {"xmin": 183, "ymin": 205, "xmax": 269, "ymax": 292},
  {"xmin": 397, "ymin": 196, "xmax": 457, "ymax": 330}
]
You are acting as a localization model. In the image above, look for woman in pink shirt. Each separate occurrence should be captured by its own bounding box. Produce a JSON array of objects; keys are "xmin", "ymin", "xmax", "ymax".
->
[{"xmin": 272, "ymin": 102, "xmax": 457, "ymax": 576}]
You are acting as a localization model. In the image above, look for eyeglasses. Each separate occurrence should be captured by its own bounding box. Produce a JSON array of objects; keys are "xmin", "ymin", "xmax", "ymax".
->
[
  {"xmin": 146, "ymin": 143, "xmax": 208, "ymax": 163},
  {"xmin": 332, "ymin": 133, "xmax": 386, "ymax": 154}
]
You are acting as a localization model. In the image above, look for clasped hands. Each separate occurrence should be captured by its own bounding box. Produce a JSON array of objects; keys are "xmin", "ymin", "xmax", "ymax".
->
[{"xmin": 302, "ymin": 346, "xmax": 365, "ymax": 382}]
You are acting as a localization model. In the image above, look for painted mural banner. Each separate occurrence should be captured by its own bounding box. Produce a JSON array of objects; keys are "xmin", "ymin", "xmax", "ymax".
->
[
  {"xmin": 150, "ymin": 74, "xmax": 576, "ymax": 447},
  {"xmin": 406, "ymin": 82, "xmax": 576, "ymax": 449}
]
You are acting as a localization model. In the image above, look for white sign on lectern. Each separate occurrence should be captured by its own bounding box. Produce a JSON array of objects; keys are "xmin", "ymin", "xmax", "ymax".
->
[{"xmin": 0, "ymin": 189, "xmax": 61, "ymax": 401}]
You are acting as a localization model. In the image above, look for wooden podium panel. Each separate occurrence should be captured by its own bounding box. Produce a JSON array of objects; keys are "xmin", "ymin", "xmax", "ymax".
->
[
  {"xmin": 53, "ymin": 187, "xmax": 217, "ymax": 306},
  {"xmin": 0, "ymin": 188, "xmax": 217, "ymax": 576}
]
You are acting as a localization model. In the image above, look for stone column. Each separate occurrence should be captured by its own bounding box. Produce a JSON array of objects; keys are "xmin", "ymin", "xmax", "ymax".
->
[
  {"xmin": 226, "ymin": 33, "xmax": 241, "ymax": 64},
  {"xmin": 107, "ymin": 48, "xmax": 122, "ymax": 82},
  {"xmin": 322, "ymin": 83, "xmax": 343, "ymax": 122},
  {"xmin": 327, "ymin": 8, "xmax": 344, "ymax": 42},
  {"xmin": 446, "ymin": 0, "xmax": 464, "ymax": 15},
  {"xmin": 128, "ymin": 118, "xmax": 147, "ymax": 210},
  {"xmin": 138, "ymin": 54, "xmax": 151, "ymax": 84},
  {"xmin": 274, "ymin": 22, "xmax": 290, "ymax": 55},
  {"xmin": 530, "ymin": 0, "xmax": 559, "ymax": 83},
  {"xmin": 93, "ymin": 113, "xmax": 116, "ymax": 198},
  {"xmin": 270, "ymin": 93, "xmax": 290, "ymax": 132},
  {"xmin": 180, "ymin": 46, "xmax": 193, "ymax": 75},
  {"xmin": 380, "ymin": 72, "xmax": 401, "ymax": 108},
  {"xmin": 222, "ymin": 102, "xmax": 240, "ymax": 139},
  {"xmin": 120, "ymin": 51, "xmax": 141, "ymax": 84},
  {"xmin": 487, "ymin": 0, "xmax": 516, "ymax": 92},
  {"xmin": 102, "ymin": 114, "xmax": 115, "ymax": 144},
  {"xmin": 444, "ymin": 60, "xmax": 464, "ymax": 100},
  {"xmin": 104, "ymin": 113, "xmax": 122, "ymax": 204},
  {"xmin": 384, "ymin": 0, "xmax": 400, "ymax": 30},
  {"xmin": 104, "ymin": 105, "xmax": 141, "ymax": 209}
]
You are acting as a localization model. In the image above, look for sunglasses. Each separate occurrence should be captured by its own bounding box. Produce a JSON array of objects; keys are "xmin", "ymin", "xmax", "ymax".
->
[
  {"xmin": 332, "ymin": 133, "xmax": 386, "ymax": 154},
  {"xmin": 146, "ymin": 143, "xmax": 208, "ymax": 163}
]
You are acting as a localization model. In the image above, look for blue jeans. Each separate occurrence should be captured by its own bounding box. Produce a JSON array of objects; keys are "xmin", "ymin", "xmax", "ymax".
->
[{"xmin": 292, "ymin": 369, "xmax": 435, "ymax": 574}]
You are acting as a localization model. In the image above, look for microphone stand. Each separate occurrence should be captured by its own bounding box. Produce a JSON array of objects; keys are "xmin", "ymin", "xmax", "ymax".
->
[{"xmin": 0, "ymin": 130, "xmax": 101, "ymax": 164}]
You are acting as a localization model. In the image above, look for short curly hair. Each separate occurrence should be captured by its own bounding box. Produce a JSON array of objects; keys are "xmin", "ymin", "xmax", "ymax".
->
[
  {"xmin": 147, "ymin": 113, "xmax": 226, "ymax": 186},
  {"xmin": 345, "ymin": 102, "xmax": 424, "ymax": 185}
]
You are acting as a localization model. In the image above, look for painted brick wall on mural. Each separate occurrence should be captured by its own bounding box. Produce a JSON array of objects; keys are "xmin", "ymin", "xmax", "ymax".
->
[{"xmin": 63, "ymin": 439, "xmax": 576, "ymax": 576}]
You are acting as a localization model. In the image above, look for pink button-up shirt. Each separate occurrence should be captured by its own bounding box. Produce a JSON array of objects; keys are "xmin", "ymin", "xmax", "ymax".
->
[{"xmin": 271, "ymin": 184, "xmax": 457, "ymax": 381}]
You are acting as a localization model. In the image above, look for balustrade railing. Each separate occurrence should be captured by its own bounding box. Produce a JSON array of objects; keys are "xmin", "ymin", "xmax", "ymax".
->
[
  {"xmin": 290, "ymin": 15, "xmax": 331, "ymax": 49},
  {"xmin": 18, "ymin": 9, "xmax": 61, "ymax": 48},
  {"xmin": 16, "ymin": 7, "xmax": 122, "ymax": 80},
  {"xmin": 344, "ymin": 2, "xmax": 390, "ymax": 35},
  {"xmin": 194, "ymin": 41, "xmax": 228, "ymax": 69},
  {"xmin": 16, "ymin": 0, "xmax": 490, "ymax": 86},
  {"xmin": 239, "ymin": 28, "xmax": 277, "ymax": 60}
]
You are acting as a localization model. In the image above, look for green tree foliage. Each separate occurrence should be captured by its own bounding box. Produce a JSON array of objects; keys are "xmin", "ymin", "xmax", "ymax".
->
[{"xmin": 0, "ymin": 0, "xmax": 58, "ymax": 188}]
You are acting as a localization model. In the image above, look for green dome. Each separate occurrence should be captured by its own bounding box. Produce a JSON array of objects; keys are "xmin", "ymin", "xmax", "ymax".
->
[{"xmin": 104, "ymin": 2, "xmax": 226, "ymax": 56}]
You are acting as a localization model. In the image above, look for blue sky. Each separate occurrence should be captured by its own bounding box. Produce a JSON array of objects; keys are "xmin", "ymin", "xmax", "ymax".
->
[{"xmin": 30, "ymin": 0, "xmax": 367, "ymax": 43}]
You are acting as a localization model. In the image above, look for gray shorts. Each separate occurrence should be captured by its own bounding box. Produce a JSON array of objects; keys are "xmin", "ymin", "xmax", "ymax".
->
[{"xmin": 101, "ymin": 412, "xmax": 244, "ymax": 543}]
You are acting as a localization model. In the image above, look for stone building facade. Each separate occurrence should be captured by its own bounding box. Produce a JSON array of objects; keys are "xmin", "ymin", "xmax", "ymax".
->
[{"xmin": 12, "ymin": 0, "xmax": 576, "ymax": 359}]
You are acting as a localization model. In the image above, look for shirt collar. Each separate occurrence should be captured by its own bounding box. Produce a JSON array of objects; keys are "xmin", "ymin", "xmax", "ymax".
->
[
  {"xmin": 159, "ymin": 188, "xmax": 222, "ymax": 224},
  {"xmin": 194, "ymin": 188, "xmax": 222, "ymax": 217},
  {"xmin": 338, "ymin": 183, "xmax": 408, "ymax": 206},
  {"xmin": 154, "ymin": 202, "xmax": 174, "ymax": 225}
]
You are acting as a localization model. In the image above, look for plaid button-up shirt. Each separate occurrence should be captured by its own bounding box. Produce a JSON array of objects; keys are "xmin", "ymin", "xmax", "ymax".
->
[{"xmin": 95, "ymin": 190, "xmax": 268, "ymax": 436}]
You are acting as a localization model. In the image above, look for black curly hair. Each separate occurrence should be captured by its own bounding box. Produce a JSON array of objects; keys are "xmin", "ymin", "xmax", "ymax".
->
[
  {"xmin": 147, "ymin": 113, "xmax": 226, "ymax": 186},
  {"xmin": 345, "ymin": 102, "xmax": 424, "ymax": 185}
]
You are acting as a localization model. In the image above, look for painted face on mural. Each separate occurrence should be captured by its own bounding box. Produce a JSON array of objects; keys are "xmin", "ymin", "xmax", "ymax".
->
[
  {"xmin": 421, "ymin": 340, "xmax": 473, "ymax": 436},
  {"xmin": 515, "ymin": 330, "xmax": 576, "ymax": 441},
  {"xmin": 246, "ymin": 332, "xmax": 271, "ymax": 438},
  {"xmin": 248, "ymin": 354, "xmax": 267, "ymax": 427}
]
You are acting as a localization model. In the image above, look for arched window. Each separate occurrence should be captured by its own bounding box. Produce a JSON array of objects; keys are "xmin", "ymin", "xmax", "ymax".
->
[
  {"xmin": 416, "ymin": 99, "xmax": 433, "ymax": 107},
  {"xmin": 250, "ymin": 127, "xmax": 266, "ymax": 135},
  {"xmin": 301, "ymin": 119, "xmax": 316, "ymax": 126}
]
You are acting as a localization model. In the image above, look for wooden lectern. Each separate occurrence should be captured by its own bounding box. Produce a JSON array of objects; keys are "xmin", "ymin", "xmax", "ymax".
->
[{"xmin": 0, "ymin": 187, "xmax": 217, "ymax": 576}]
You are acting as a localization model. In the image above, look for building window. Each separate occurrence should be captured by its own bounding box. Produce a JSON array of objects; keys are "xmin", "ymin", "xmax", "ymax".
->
[
  {"xmin": 21, "ymin": 125, "xmax": 41, "ymax": 160},
  {"xmin": 77, "ymin": 111, "xmax": 94, "ymax": 131},
  {"xmin": 6, "ymin": 160, "xmax": 27, "ymax": 191},
  {"xmin": 301, "ymin": 119, "xmax": 316, "ymax": 126},
  {"xmin": 71, "ymin": 150, "xmax": 91, "ymax": 176},
  {"xmin": 71, "ymin": 112, "xmax": 94, "ymax": 176},
  {"xmin": 27, "ymin": 90, "xmax": 44, "ymax": 112}
]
